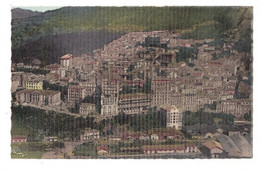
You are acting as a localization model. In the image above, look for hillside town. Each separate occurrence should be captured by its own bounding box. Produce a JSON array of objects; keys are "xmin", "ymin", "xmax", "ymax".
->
[{"xmin": 11, "ymin": 31, "xmax": 252, "ymax": 158}]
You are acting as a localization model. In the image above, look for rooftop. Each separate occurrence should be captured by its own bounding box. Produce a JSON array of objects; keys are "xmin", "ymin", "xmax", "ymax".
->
[
  {"xmin": 142, "ymin": 144, "xmax": 186, "ymax": 151},
  {"xmin": 203, "ymin": 140, "xmax": 224, "ymax": 150},
  {"xmin": 160, "ymin": 105, "xmax": 179, "ymax": 111},
  {"xmin": 16, "ymin": 89, "xmax": 60, "ymax": 95},
  {"xmin": 61, "ymin": 54, "xmax": 73, "ymax": 60},
  {"xmin": 217, "ymin": 134, "xmax": 241, "ymax": 153}
]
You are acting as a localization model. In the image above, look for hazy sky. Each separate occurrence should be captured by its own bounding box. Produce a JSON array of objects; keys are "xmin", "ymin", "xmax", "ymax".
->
[{"xmin": 12, "ymin": 6, "xmax": 62, "ymax": 12}]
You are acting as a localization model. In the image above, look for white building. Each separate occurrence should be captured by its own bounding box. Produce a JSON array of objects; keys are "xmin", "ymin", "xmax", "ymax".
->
[
  {"xmin": 60, "ymin": 54, "xmax": 72, "ymax": 70},
  {"xmin": 80, "ymin": 129, "xmax": 100, "ymax": 141},
  {"xmin": 150, "ymin": 134, "xmax": 159, "ymax": 140},
  {"xmin": 161, "ymin": 105, "xmax": 182, "ymax": 130},
  {"xmin": 101, "ymin": 95, "xmax": 118, "ymax": 117}
]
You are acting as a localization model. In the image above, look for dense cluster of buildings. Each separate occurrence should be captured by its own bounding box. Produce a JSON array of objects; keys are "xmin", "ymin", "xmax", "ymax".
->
[
  {"xmin": 11, "ymin": 31, "xmax": 253, "ymax": 159},
  {"xmin": 75, "ymin": 126, "xmax": 251, "ymax": 158},
  {"xmin": 12, "ymin": 30, "xmax": 252, "ymax": 129}
]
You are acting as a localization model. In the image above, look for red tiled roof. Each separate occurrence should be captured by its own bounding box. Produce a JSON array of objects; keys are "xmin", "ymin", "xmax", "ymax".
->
[
  {"xmin": 12, "ymin": 135, "xmax": 27, "ymax": 139},
  {"xmin": 120, "ymin": 147, "xmax": 140, "ymax": 152},
  {"xmin": 142, "ymin": 145, "xmax": 186, "ymax": 151},
  {"xmin": 61, "ymin": 54, "xmax": 72, "ymax": 60},
  {"xmin": 97, "ymin": 146, "xmax": 109, "ymax": 152},
  {"xmin": 203, "ymin": 140, "xmax": 224, "ymax": 150}
]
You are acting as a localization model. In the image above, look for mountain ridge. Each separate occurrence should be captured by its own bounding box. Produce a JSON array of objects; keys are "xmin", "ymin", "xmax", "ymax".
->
[
  {"xmin": 11, "ymin": 8, "xmax": 42, "ymax": 20},
  {"xmin": 11, "ymin": 7, "xmax": 253, "ymax": 65}
]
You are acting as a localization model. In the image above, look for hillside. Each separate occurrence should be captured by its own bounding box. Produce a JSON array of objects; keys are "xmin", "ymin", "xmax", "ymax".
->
[
  {"xmin": 11, "ymin": 8, "xmax": 41, "ymax": 20},
  {"xmin": 12, "ymin": 31, "xmax": 124, "ymax": 65},
  {"xmin": 11, "ymin": 7, "xmax": 253, "ymax": 65},
  {"xmin": 12, "ymin": 7, "xmax": 219, "ymax": 48}
]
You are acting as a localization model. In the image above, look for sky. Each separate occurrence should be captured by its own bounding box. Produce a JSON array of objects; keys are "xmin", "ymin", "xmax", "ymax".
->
[{"xmin": 11, "ymin": 6, "xmax": 62, "ymax": 12}]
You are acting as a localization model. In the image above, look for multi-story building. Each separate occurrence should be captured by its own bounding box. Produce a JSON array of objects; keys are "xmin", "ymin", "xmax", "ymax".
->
[
  {"xmin": 118, "ymin": 93, "xmax": 151, "ymax": 115},
  {"xmin": 60, "ymin": 69, "xmax": 66, "ymax": 78},
  {"xmin": 16, "ymin": 89, "xmax": 61, "ymax": 107},
  {"xmin": 79, "ymin": 76, "xmax": 97, "ymax": 96},
  {"xmin": 25, "ymin": 73, "xmax": 45, "ymax": 90},
  {"xmin": 216, "ymin": 99, "xmax": 252, "ymax": 120},
  {"xmin": 25, "ymin": 79, "xmax": 43, "ymax": 90},
  {"xmin": 68, "ymin": 85, "xmax": 86, "ymax": 103},
  {"xmin": 101, "ymin": 95, "xmax": 118, "ymax": 117},
  {"xmin": 155, "ymin": 52, "xmax": 176, "ymax": 65},
  {"xmin": 85, "ymin": 82, "xmax": 96, "ymax": 96},
  {"xmin": 102, "ymin": 78, "xmax": 119, "ymax": 96},
  {"xmin": 12, "ymin": 72, "xmax": 45, "ymax": 90},
  {"xmin": 171, "ymin": 91, "xmax": 183, "ymax": 109},
  {"xmin": 79, "ymin": 103, "xmax": 96, "ymax": 115},
  {"xmin": 161, "ymin": 105, "xmax": 182, "ymax": 130},
  {"xmin": 151, "ymin": 78, "xmax": 172, "ymax": 107},
  {"xmin": 60, "ymin": 54, "xmax": 72, "ymax": 70},
  {"xmin": 181, "ymin": 89, "xmax": 198, "ymax": 111},
  {"xmin": 11, "ymin": 72, "xmax": 24, "ymax": 88},
  {"xmin": 100, "ymin": 75, "xmax": 120, "ymax": 117}
]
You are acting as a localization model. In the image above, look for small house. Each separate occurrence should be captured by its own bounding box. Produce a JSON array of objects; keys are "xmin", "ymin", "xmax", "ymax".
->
[
  {"xmin": 43, "ymin": 136, "xmax": 58, "ymax": 142},
  {"xmin": 201, "ymin": 140, "xmax": 225, "ymax": 158},
  {"xmin": 97, "ymin": 146, "xmax": 109, "ymax": 156},
  {"xmin": 204, "ymin": 132, "xmax": 214, "ymax": 139},
  {"xmin": 11, "ymin": 136, "xmax": 27, "ymax": 143},
  {"xmin": 150, "ymin": 134, "xmax": 159, "ymax": 140},
  {"xmin": 81, "ymin": 129, "xmax": 100, "ymax": 141}
]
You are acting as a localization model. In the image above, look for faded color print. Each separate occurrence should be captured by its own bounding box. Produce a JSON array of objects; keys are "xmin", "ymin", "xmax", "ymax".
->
[{"xmin": 11, "ymin": 7, "xmax": 252, "ymax": 159}]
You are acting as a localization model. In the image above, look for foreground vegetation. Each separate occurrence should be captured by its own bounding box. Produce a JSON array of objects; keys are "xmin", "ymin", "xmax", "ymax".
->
[
  {"xmin": 12, "ymin": 105, "xmax": 235, "ymax": 142},
  {"xmin": 11, "ymin": 142, "xmax": 64, "ymax": 159},
  {"xmin": 73, "ymin": 143, "xmax": 97, "ymax": 157},
  {"xmin": 182, "ymin": 109, "xmax": 235, "ymax": 126}
]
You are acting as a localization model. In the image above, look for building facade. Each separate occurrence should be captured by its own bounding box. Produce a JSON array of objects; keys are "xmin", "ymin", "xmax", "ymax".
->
[
  {"xmin": 118, "ymin": 93, "xmax": 151, "ymax": 115},
  {"xmin": 181, "ymin": 89, "xmax": 198, "ymax": 111},
  {"xmin": 68, "ymin": 85, "xmax": 86, "ymax": 103},
  {"xmin": 151, "ymin": 78, "xmax": 172, "ymax": 107},
  {"xmin": 216, "ymin": 99, "xmax": 252, "ymax": 120},
  {"xmin": 79, "ymin": 103, "xmax": 96, "ymax": 115},
  {"xmin": 11, "ymin": 136, "xmax": 27, "ymax": 143},
  {"xmin": 101, "ymin": 95, "xmax": 118, "ymax": 117},
  {"xmin": 16, "ymin": 89, "xmax": 61, "ymax": 107},
  {"xmin": 80, "ymin": 129, "xmax": 100, "ymax": 141},
  {"xmin": 102, "ymin": 78, "xmax": 119, "ymax": 96},
  {"xmin": 25, "ymin": 80, "xmax": 43, "ymax": 90},
  {"xmin": 161, "ymin": 105, "xmax": 182, "ymax": 130},
  {"xmin": 60, "ymin": 54, "xmax": 73, "ymax": 70}
]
